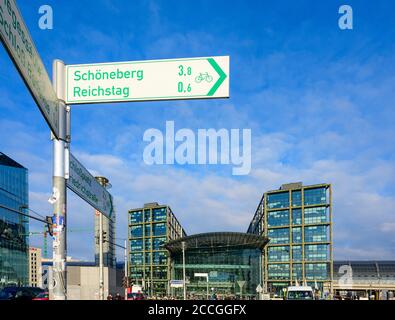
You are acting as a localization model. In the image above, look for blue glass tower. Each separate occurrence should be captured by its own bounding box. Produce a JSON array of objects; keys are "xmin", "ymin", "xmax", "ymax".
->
[
  {"xmin": 0, "ymin": 152, "xmax": 29, "ymax": 287},
  {"xmin": 248, "ymin": 182, "xmax": 333, "ymax": 296},
  {"xmin": 128, "ymin": 203, "xmax": 186, "ymax": 296}
]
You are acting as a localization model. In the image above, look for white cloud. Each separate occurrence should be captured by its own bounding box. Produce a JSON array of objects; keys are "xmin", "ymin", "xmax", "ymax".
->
[{"xmin": 380, "ymin": 222, "xmax": 395, "ymax": 233}]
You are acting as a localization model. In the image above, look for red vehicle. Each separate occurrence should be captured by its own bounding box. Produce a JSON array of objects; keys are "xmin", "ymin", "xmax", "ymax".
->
[{"xmin": 32, "ymin": 292, "xmax": 49, "ymax": 300}]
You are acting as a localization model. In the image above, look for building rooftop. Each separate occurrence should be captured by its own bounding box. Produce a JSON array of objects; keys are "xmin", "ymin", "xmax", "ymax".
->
[
  {"xmin": 334, "ymin": 261, "xmax": 395, "ymax": 279},
  {"xmin": 0, "ymin": 152, "xmax": 26, "ymax": 169},
  {"xmin": 165, "ymin": 232, "xmax": 269, "ymax": 253},
  {"xmin": 279, "ymin": 182, "xmax": 303, "ymax": 190},
  {"xmin": 144, "ymin": 202, "xmax": 160, "ymax": 208}
]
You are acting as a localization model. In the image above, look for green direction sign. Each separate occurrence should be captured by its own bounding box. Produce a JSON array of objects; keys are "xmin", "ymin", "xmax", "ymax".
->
[
  {"xmin": 0, "ymin": 0, "xmax": 60, "ymax": 138},
  {"xmin": 65, "ymin": 56, "xmax": 229, "ymax": 104},
  {"xmin": 67, "ymin": 153, "xmax": 113, "ymax": 219}
]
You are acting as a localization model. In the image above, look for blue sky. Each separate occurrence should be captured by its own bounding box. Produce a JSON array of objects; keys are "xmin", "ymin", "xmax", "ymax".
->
[{"xmin": 1, "ymin": 0, "xmax": 395, "ymax": 262}]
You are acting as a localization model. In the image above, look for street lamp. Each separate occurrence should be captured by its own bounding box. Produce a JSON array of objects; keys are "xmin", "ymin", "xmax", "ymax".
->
[
  {"xmin": 95, "ymin": 176, "xmax": 111, "ymax": 301},
  {"xmin": 182, "ymin": 241, "xmax": 187, "ymax": 300}
]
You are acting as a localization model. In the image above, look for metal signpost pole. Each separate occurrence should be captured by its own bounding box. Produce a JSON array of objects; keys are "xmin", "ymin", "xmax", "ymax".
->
[
  {"xmin": 52, "ymin": 60, "xmax": 68, "ymax": 300},
  {"xmin": 124, "ymin": 239, "xmax": 128, "ymax": 300},
  {"xmin": 99, "ymin": 211, "xmax": 104, "ymax": 300}
]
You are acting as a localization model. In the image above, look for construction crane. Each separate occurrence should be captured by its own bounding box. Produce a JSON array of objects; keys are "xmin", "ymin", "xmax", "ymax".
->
[{"xmin": 27, "ymin": 227, "xmax": 91, "ymax": 258}]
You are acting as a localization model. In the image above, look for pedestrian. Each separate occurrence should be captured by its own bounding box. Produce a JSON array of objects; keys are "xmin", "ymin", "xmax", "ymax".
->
[
  {"xmin": 107, "ymin": 294, "xmax": 113, "ymax": 300},
  {"xmin": 115, "ymin": 293, "xmax": 122, "ymax": 300}
]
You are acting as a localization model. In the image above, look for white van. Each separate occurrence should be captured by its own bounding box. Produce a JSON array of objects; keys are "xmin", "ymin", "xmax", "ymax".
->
[{"xmin": 286, "ymin": 286, "xmax": 314, "ymax": 300}]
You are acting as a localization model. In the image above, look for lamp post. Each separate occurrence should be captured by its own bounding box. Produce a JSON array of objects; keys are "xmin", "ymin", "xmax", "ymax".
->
[
  {"xmin": 182, "ymin": 241, "xmax": 187, "ymax": 300},
  {"xmin": 95, "ymin": 176, "xmax": 111, "ymax": 300},
  {"xmin": 123, "ymin": 238, "xmax": 128, "ymax": 300}
]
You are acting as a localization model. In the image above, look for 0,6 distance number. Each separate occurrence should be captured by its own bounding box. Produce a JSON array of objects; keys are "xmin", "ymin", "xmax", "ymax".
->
[{"xmin": 177, "ymin": 82, "xmax": 191, "ymax": 93}]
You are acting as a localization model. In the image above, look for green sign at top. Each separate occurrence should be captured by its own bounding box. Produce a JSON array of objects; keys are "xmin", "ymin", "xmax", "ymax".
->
[
  {"xmin": 65, "ymin": 56, "xmax": 229, "ymax": 104},
  {"xmin": 0, "ymin": 0, "xmax": 60, "ymax": 138}
]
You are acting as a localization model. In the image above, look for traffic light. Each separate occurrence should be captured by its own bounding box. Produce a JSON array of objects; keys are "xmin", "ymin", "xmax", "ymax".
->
[
  {"xmin": 102, "ymin": 231, "xmax": 107, "ymax": 242},
  {"xmin": 45, "ymin": 216, "xmax": 53, "ymax": 236}
]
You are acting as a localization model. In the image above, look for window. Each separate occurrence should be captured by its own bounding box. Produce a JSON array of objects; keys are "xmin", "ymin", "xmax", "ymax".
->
[
  {"xmin": 268, "ymin": 228, "xmax": 289, "ymax": 244},
  {"xmin": 267, "ymin": 192, "xmax": 289, "ymax": 209},
  {"xmin": 130, "ymin": 211, "xmax": 143, "ymax": 224},
  {"xmin": 130, "ymin": 239, "xmax": 143, "ymax": 251},
  {"xmin": 153, "ymin": 266, "xmax": 167, "ymax": 279},
  {"xmin": 292, "ymin": 227, "xmax": 302, "ymax": 243},
  {"xmin": 292, "ymin": 263, "xmax": 303, "ymax": 280},
  {"xmin": 304, "ymin": 226, "xmax": 328, "ymax": 242},
  {"xmin": 292, "ymin": 209, "xmax": 302, "ymax": 225},
  {"xmin": 144, "ymin": 209, "xmax": 151, "ymax": 222},
  {"xmin": 144, "ymin": 225, "xmax": 151, "ymax": 237},
  {"xmin": 304, "ymin": 188, "xmax": 327, "ymax": 206},
  {"xmin": 268, "ymin": 246, "xmax": 290, "ymax": 262},
  {"xmin": 131, "ymin": 225, "xmax": 143, "ymax": 237},
  {"xmin": 268, "ymin": 210, "xmax": 289, "ymax": 227},
  {"xmin": 131, "ymin": 253, "xmax": 143, "ymax": 265},
  {"xmin": 153, "ymin": 237, "xmax": 166, "ymax": 250},
  {"xmin": 304, "ymin": 244, "xmax": 328, "ymax": 261},
  {"xmin": 304, "ymin": 207, "xmax": 328, "ymax": 224},
  {"xmin": 305, "ymin": 263, "xmax": 328, "ymax": 280},
  {"xmin": 152, "ymin": 251, "xmax": 167, "ymax": 265},
  {"xmin": 144, "ymin": 239, "xmax": 151, "ymax": 250},
  {"xmin": 152, "ymin": 223, "xmax": 166, "ymax": 236},
  {"xmin": 130, "ymin": 268, "xmax": 143, "ymax": 278},
  {"xmin": 292, "ymin": 190, "xmax": 301, "ymax": 207},
  {"xmin": 268, "ymin": 264, "xmax": 290, "ymax": 280},
  {"xmin": 145, "ymin": 253, "xmax": 151, "ymax": 264},
  {"xmin": 292, "ymin": 246, "xmax": 302, "ymax": 262},
  {"xmin": 152, "ymin": 208, "xmax": 167, "ymax": 222}
]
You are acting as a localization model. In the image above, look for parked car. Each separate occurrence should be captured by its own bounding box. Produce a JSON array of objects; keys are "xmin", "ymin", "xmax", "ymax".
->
[
  {"xmin": 0, "ymin": 286, "xmax": 45, "ymax": 301},
  {"xmin": 286, "ymin": 286, "xmax": 314, "ymax": 300}
]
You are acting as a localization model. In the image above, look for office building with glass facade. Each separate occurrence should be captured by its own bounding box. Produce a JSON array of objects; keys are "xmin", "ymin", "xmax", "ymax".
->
[
  {"xmin": 0, "ymin": 152, "xmax": 29, "ymax": 288},
  {"xmin": 247, "ymin": 182, "xmax": 333, "ymax": 295},
  {"xmin": 166, "ymin": 232, "xmax": 269, "ymax": 299},
  {"xmin": 128, "ymin": 203, "xmax": 186, "ymax": 295}
]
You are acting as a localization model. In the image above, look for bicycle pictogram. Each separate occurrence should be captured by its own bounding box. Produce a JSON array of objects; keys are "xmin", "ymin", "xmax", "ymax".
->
[{"xmin": 195, "ymin": 72, "xmax": 213, "ymax": 83}]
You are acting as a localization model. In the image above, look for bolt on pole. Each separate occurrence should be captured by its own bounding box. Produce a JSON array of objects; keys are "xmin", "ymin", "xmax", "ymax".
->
[{"xmin": 51, "ymin": 59, "xmax": 68, "ymax": 300}]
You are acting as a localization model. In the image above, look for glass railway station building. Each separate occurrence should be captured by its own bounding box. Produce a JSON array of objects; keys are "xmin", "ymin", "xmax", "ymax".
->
[
  {"xmin": 128, "ymin": 182, "xmax": 333, "ymax": 298},
  {"xmin": 165, "ymin": 232, "xmax": 269, "ymax": 298}
]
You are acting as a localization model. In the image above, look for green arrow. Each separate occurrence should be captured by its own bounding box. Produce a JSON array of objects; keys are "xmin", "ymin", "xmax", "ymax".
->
[{"xmin": 207, "ymin": 58, "xmax": 227, "ymax": 96}]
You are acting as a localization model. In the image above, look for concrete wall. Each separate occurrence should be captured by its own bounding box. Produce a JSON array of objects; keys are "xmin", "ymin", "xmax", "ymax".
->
[{"xmin": 48, "ymin": 266, "xmax": 123, "ymax": 300}]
